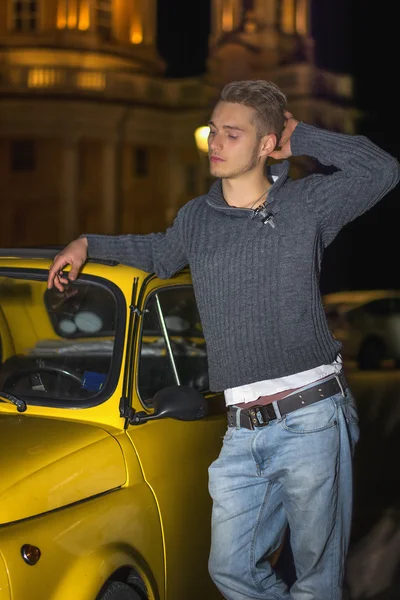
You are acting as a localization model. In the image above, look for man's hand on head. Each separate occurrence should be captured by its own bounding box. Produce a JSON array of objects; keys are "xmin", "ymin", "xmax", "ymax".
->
[
  {"xmin": 269, "ymin": 111, "xmax": 299, "ymax": 161},
  {"xmin": 47, "ymin": 237, "xmax": 88, "ymax": 292}
]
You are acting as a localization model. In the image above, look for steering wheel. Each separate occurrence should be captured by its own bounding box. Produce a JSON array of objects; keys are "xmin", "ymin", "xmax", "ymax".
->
[{"xmin": 3, "ymin": 365, "xmax": 83, "ymax": 393}]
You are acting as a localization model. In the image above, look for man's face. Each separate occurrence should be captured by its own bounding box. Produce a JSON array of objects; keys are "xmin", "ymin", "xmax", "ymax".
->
[{"xmin": 208, "ymin": 101, "xmax": 264, "ymax": 179}]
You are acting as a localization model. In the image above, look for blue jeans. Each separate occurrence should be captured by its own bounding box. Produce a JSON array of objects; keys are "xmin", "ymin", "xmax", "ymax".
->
[{"xmin": 208, "ymin": 386, "xmax": 360, "ymax": 600}]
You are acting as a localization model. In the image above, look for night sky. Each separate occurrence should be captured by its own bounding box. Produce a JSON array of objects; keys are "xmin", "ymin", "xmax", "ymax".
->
[
  {"xmin": 157, "ymin": 0, "xmax": 399, "ymax": 293},
  {"xmin": 157, "ymin": 1, "xmax": 356, "ymax": 75}
]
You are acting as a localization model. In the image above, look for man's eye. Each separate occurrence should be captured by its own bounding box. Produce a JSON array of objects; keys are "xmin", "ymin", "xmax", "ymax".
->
[{"xmin": 228, "ymin": 135, "xmax": 238, "ymax": 140}]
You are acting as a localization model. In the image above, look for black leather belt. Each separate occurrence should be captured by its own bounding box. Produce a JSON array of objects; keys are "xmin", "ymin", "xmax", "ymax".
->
[{"xmin": 226, "ymin": 373, "xmax": 347, "ymax": 430}]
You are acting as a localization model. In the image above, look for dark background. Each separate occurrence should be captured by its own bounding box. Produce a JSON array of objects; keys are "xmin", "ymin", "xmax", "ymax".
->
[{"xmin": 157, "ymin": 0, "xmax": 399, "ymax": 294}]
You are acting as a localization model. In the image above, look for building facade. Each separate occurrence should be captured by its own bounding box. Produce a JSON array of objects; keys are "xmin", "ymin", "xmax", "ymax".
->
[{"xmin": 0, "ymin": 0, "xmax": 358, "ymax": 247}]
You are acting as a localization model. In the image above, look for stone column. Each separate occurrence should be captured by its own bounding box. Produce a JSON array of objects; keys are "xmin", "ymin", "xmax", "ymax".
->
[
  {"xmin": 61, "ymin": 137, "xmax": 79, "ymax": 242},
  {"xmin": 254, "ymin": 0, "xmax": 277, "ymax": 27},
  {"xmin": 102, "ymin": 140, "xmax": 117, "ymax": 234}
]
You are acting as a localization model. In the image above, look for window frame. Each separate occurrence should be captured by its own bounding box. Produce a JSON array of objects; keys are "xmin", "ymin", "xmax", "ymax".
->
[
  {"xmin": 0, "ymin": 268, "xmax": 126, "ymax": 409},
  {"xmin": 136, "ymin": 283, "xmax": 209, "ymax": 408},
  {"xmin": 9, "ymin": 0, "xmax": 40, "ymax": 32}
]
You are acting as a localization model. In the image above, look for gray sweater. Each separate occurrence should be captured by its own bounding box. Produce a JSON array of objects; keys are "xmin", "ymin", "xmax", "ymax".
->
[{"xmin": 86, "ymin": 123, "xmax": 400, "ymax": 391}]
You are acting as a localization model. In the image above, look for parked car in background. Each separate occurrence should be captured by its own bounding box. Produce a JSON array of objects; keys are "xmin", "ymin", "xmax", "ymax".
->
[
  {"xmin": 322, "ymin": 290, "xmax": 400, "ymax": 370},
  {"xmin": 0, "ymin": 247, "xmax": 232, "ymax": 600}
]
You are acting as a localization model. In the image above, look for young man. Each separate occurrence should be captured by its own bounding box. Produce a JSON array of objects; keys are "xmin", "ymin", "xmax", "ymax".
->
[{"xmin": 47, "ymin": 80, "xmax": 400, "ymax": 599}]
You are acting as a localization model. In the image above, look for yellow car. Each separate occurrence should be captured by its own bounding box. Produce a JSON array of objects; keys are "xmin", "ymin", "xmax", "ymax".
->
[{"xmin": 0, "ymin": 248, "xmax": 228, "ymax": 600}]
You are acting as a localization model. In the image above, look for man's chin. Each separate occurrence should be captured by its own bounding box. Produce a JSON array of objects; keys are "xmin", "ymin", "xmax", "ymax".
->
[{"xmin": 209, "ymin": 164, "xmax": 226, "ymax": 178}]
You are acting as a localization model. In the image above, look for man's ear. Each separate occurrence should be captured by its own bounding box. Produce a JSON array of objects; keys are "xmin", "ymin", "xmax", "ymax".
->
[{"xmin": 260, "ymin": 133, "xmax": 277, "ymax": 157}]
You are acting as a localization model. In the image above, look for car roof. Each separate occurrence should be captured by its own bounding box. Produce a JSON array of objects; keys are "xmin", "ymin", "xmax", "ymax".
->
[
  {"xmin": 0, "ymin": 247, "xmax": 191, "ymax": 277},
  {"xmin": 323, "ymin": 290, "xmax": 400, "ymax": 311},
  {"xmin": 0, "ymin": 247, "xmax": 119, "ymax": 266}
]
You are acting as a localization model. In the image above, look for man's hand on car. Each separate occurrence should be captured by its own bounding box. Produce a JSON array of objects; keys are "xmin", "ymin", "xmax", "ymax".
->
[{"xmin": 47, "ymin": 237, "xmax": 88, "ymax": 291}]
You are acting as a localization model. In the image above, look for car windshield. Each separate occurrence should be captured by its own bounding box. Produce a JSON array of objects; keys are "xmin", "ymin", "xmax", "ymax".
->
[{"xmin": 0, "ymin": 274, "xmax": 122, "ymax": 407}]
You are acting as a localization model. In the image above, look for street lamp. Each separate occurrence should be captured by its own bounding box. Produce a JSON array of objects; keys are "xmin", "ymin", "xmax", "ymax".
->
[
  {"xmin": 194, "ymin": 125, "xmax": 210, "ymax": 193},
  {"xmin": 194, "ymin": 126, "xmax": 210, "ymax": 154}
]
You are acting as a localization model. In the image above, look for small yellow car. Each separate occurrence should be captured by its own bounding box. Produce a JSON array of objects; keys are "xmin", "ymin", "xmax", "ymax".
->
[{"xmin": 0, "ymin": 248, "xmax": 229, "ymax": 600}]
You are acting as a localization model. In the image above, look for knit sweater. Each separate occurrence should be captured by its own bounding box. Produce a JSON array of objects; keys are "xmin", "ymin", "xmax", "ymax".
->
[{"xmin": 86, "ymin": 123, "xmax": 400, "ymax": 392}]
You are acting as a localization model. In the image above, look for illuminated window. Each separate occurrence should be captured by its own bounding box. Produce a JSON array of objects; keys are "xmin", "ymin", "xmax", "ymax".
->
[
  {"xmin": 57, "ymin": 0, "xmax": 90, "ymax": 30},
  {"xmin": 10, "ymin": 140, "xmax": 36, "ymax": 172},
  {"xmin": 280, "ymin": 0, "xmax": 295, "ymax": 34},
  {"xmin": 76, "ymin": 71, "xmax": 105, "ymax": 90},
  {"xmin": 96, "ymin": 0, "xmax": 113, "ymax": 41},
  {"xmin": 28, "ymin": 68, "xmax": 63, "ymax": 88},
  {"xmin": 295, "ymin": 0, "xmax": 308, "ymax": 35},
  {"xmin": 222, "ymin": 0, "xmax": 234, "ymax": 32},
  {"xmin": 11, "ymin": 0, "xmax": 39, "ymax": 32},
  {"xmin": 243, "ymin": 10, "xmax": 257, "ymax": 34},
  {"xmin": 78, "ymin": 0, "xmax": 90, "ymax": 30},
  {"xmin": 130, "ymin": 20, "xmax": 143, "ymax": 44}
]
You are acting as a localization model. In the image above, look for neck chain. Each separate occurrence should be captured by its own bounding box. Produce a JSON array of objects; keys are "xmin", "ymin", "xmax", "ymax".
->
[{"xmin": 248, "ymin": 188, "xmax": 269, "ymax": 210}]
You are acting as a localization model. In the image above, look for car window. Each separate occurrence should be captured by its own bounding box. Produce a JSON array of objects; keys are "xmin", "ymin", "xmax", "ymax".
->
[
  {"xmin": 0, "ymin": 274, "xmax": 122, "ymax": 406},
  {"xmin": 363, "ymin": 299, "xmax": 392, "ymax": 317},
  {"xmin": 45, "ymin": 284, "xmax": 116, "ymax": 337},
  {"xmin": 392, "ymin": 298, "xmax": 400, "ymax": 315},
  {"xmin": 138, "ymin": 286, "xmax": 209, "ymax": 404}
]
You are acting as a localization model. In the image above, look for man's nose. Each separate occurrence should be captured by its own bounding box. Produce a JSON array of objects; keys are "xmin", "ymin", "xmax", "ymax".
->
[{"xmin": 209, "ymin": 134, "xmax": 222, "ymax": 151}]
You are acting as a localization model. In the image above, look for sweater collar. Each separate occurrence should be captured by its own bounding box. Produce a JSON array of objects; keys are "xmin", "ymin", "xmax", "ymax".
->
[{"xmin": 205, "ymin": 160, "xmax": 290, "ymax": 217}]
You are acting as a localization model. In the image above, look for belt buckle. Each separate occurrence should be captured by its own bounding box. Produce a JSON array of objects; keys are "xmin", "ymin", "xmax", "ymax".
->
[{"xmin": 249, "ymin": 403, "xmax": 276, "ymax": 427}]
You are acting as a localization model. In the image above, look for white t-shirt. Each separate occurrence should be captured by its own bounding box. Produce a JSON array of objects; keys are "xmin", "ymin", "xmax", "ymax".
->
[{"xmin": 224, "ymin": 355, "xmax": 343, "ymax": 406}]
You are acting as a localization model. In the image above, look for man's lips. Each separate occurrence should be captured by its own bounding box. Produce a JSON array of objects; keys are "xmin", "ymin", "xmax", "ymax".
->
[{"xmin": 210, "ymin": 156, "xmax": 224, "ymax": 163}]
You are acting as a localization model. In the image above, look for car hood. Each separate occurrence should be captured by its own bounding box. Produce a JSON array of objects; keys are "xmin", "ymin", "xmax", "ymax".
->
[{"xmin": 0, "ymin": 414, "xmax": 126, "ymax": 524}]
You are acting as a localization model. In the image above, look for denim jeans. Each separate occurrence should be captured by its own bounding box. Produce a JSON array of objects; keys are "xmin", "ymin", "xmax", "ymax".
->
[{"xmin": 208, "ymin": 386, "xmax": 360, "ymax": 600}]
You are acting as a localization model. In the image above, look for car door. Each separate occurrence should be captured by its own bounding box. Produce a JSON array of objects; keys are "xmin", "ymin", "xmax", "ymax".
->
[{"xmin": 125, "ymin": 271, "xmax": 226, "ymax": 600}]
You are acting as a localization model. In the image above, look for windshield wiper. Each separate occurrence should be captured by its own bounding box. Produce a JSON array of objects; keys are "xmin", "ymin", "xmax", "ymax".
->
[{"xmin": 0, "ymin": 391, "xmax": 27, "ymax": 413}]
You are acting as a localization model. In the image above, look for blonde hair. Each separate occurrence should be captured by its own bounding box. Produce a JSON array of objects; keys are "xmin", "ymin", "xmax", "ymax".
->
[{"xmin": 220, "ymin": 80, "xmax": 287, "ymax": 140}]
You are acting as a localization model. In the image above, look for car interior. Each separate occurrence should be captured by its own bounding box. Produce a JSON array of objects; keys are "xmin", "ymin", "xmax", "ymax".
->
[
  {"xmin": 0, "ymin": 276, "xmax": 116, "ymax": 402},
  {"xmin": 0, "ymin": 276, "xmax": 209, "ymax": 406}
]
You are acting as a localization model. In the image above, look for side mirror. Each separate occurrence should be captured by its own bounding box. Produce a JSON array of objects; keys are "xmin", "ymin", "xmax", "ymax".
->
[{"xmin": 130, "ymin": 385, "xmax": 208, "ymax": 425}]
